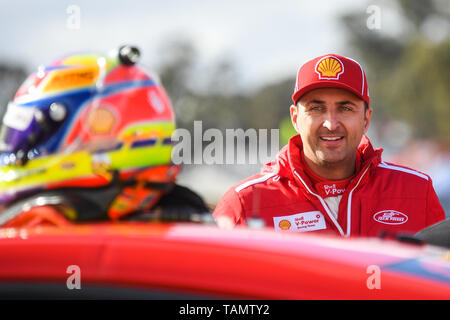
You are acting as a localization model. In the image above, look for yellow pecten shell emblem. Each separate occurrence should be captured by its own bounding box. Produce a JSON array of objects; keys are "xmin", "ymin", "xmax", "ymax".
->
[
  {"xmin": 315, "ymin": 56, "xmax": 344, "ymax": 79},
  {"xmin": 279, "ymin": 219, "xmax": 291, "ymax": 230}
]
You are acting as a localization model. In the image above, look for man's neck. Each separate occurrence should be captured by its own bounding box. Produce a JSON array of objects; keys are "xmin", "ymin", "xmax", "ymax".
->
[{"xmin": 302, "ymin": 152, "xmax": 357, "ymax": 181}]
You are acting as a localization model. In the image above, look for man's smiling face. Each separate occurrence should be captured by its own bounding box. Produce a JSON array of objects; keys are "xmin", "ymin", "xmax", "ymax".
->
[{"xmin": 290, "ymin": 87, "xmax": 372, "ymax": 172}]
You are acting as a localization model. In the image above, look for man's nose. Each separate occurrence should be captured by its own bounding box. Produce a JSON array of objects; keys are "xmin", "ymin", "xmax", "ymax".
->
[{"xmin": 322, "ymin": 112, "xmax": 340, "ymax": 131}]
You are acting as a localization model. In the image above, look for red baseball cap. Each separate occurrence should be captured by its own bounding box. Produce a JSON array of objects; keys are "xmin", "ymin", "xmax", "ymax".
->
[{"xmin": 292, "ymin": 54, "xmax": 370, "ymax": 106}]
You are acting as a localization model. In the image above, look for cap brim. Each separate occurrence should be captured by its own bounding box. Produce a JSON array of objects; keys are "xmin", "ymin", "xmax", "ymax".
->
[{"xmin": 292, "ymin": 81, "xmax": 366, "ymax": 105}]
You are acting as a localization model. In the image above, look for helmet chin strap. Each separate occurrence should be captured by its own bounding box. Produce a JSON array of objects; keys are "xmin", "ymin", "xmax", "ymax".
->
[{"xmin": 0, "ymin": 172, "xmax": 122, "ymax": 224}]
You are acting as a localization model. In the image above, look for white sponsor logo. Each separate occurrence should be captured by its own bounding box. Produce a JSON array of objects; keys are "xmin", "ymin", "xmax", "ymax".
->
[
  {"xmin": 3, "ymin": 102, "xmax": 35, "ymax": 131},
  {"xmin": 273, "ymin": 211, "xmax": 326, "ymax": 232},
  {"xmin": 373, "ymin": 210, "xmax": 408, "ymax": 225},
  {"xmin": 324, "ymin": 184, "xmax": 345, "ymax": 196}
]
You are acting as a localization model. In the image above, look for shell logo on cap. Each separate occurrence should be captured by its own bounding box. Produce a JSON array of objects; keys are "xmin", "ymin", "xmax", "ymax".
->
[{"xmin": 315, "ymin": 56, "xmax": 344, "ymax": 80}]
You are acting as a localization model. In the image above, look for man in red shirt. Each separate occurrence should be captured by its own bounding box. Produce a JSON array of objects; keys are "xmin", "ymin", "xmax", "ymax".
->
[{"xmin": 213, "ymin": 54, "xmax": 446, "ymax": 237}]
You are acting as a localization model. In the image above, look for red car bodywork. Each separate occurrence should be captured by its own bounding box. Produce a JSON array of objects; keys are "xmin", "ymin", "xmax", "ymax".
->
[{"xmin": 0, "ymin": 222, "xmax": 449, "ymax": 299}]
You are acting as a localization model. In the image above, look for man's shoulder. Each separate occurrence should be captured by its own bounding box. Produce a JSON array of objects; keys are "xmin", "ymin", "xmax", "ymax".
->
[
  {"xmin": 372, "ymin": 161, "xmax": 432, "ymax": 198},
  {"xmin": 232, "ymin": 172, "xmax": 279, "ymax": 194},
  {"xmin": 217, "ymin": 171, "xmax": 286, "ymax": 204},
  {"xmin": 225, "ymin": 171, "xmax": 300, "ymax": 208},
  {"xmin": 216, "ymin": 173, "xmax": 277, "ymax": 204},
  {"xmin": 374, "ymin": 161, "xmax": 431, "ymax": 183},
  {"xmin": 213, "ymin": 172, "xmax": 282, "ymax": 224}
]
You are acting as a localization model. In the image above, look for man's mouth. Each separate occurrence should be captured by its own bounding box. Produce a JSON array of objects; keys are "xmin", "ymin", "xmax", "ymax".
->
[
  {"xmin": 319, "ymin": 136, "xmax": 344, "ymax": 141},
  {"xmin": 318, "ymin": 136, "xmax": 345, "ymax": 148}
]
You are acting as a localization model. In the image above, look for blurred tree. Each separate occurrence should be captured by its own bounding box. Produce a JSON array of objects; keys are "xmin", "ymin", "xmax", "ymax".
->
[
  {"xmin": 279, "ymin": 116, "xmax": 297, "ymax": 146},
  {"xmin": 155, "ymin": 37, "xmax": 294, "ymax": 140},
  {"xmin": 156, "ymin": 37, "xmax": 198, "ymax": 110},
  {"xmin": 386, "ymin": 39, "xmax": 450, "ymax": 139},
  {"xmin": 195, "ymin": 57, "xmax": 248, "ymax": 130},
  {"xmin": 340, "ymin": 0, "xmax": 450, "ymax": 141},
  {"xmin": 397, "ymin": 0, "xmax": 441, "ymax": 29},
  {"xmin": 246, "ymin": 79, "xmax": 293, "ymax": 130},
  {"xmin": 0, "ymin": 63, "xmax": 27, "ymax": 117}
]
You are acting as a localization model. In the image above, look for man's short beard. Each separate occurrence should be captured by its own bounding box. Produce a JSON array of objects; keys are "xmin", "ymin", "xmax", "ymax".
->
[{"xmin": 315, "ymin": 151, "xmax": 348, "ymax": 167}]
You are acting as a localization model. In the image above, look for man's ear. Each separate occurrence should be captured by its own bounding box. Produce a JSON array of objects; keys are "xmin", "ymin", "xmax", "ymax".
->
[
  {"xmin": 363, "ymin": 107, "xmax": 373, "ymax": 134},
  {"xmin": 290, "ymin": 104, "xmax": 300, "ymax": 133}
]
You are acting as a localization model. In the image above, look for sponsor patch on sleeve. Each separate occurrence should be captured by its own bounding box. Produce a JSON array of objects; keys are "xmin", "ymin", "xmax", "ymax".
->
[{"xmin": 273, "ymin": 211, "xmax": 326, "ymax": 232}]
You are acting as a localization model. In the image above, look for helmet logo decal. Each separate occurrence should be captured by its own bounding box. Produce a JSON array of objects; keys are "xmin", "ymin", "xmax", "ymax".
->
[
  {"xmin": 315, "ymin": 56, "xmax": 344, "ymax": 80},
  {"xmin": 87, "ymin": 106, "xmax": 116, "ymax": 134},
  {"xmin": 148, "ymin": 90, "xmax": 164, "ymax": 114},
  {"xmin": 43, "ymin": 67, "xmax": 98, "ymax": 93}
]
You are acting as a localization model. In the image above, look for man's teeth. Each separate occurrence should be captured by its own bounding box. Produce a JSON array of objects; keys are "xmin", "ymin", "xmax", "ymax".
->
[{"xmin": 321, "ymin": 137, "xmax": 342, "ymax": 141}]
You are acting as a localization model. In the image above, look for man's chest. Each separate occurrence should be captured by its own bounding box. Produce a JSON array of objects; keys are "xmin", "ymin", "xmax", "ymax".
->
[{"xmin": 244, "ymin": 186, "xmax": 427, "ymax": 236}]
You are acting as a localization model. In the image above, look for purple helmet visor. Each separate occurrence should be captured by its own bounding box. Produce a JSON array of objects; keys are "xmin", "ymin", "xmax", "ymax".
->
[
  {"xmin": 0, "ymin": 102, "xmax": 38, "ymax": 154},
  {"xmin": 0, "ymin": 101, "xmax": 66, "ymax": 165}
]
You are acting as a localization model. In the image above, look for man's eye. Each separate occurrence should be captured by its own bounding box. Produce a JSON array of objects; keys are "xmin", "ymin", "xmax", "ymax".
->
[
  {"xmin": 310, "ymin": 106, "xmax": 323, "ymax": 111},
  {"xmin": 341, "ymin": 106, "xmax": 353, "ymax": 111}
]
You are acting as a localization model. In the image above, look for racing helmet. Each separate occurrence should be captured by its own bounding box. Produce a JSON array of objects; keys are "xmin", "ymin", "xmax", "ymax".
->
[{"xmin": 0, "ymin": 45, "xmax": 179, "ymax": 223}]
